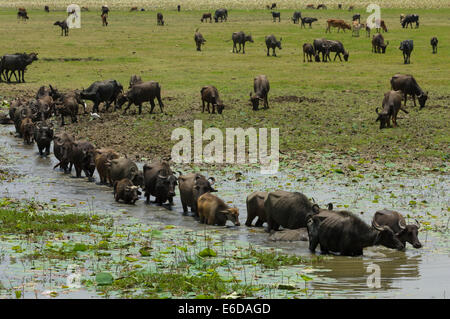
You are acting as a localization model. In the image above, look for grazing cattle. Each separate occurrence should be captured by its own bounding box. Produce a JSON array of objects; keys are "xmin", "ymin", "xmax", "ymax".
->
[
  {"xmin": 128, "ymin": 74, "xmax": 142, "ymax": 88},
  {"xmin": 201, "ymin": 85, "xmax": 224, "ymax": 114},
  {"xmin": 117, "ymin": 81, "xmax": 164, "ymax": 114},
  {"xmin": 317, "ymin": 4, "xmax": 327, "ymax": 9},
  {"xmin": 143, "ymin": 161, "xmax": 178, "ymax": 206},
  {"xmin": 95, "ymin": 148, "xmax": 119, "ymax": 185},
  {"xmin": 194, "ymin": 29, "xmax": 206, "ymax": 51},
  {"xmin": 306, "ymin": 210, "xmax": 404, "ymax": 256},
  {"xmin": 250, "ymin": 75, "xmax": 270, "ymax": 110},
  {"xmin": 33, "ymin": 121, "xmax": 54, "ymax": 157},
  {"xmin": 79, "ymin": 80, "xmax": 123, "ymax": 113},
  {"xmin": 265, "ymin": 34, "xmax": 282, "ymax": 57},
  {"xmin": 314, "ymin": 39, "xmax": 348, "ymax": 62},
  {"xmin": 352, "ymin": 14, "xmax": 360, "ymax": 23},
  {"xmin": 114, "ymin": 178, "xmax": 141, "ymax": 204},
  {"xmin": 375, "ymin": 90, "xmax": 408, "ymax": 129},
  {"xmin": 430, "ymin": 37, "xmax": 438, "ymax": 54},
  {"xmin": 292, "ymin": 11, "xmax": 302, "ymax": 24},
  {"xmin": 372, "ymin": 33, "xmax": 389, "ymax": 53},
  {"xmin": 20, "ymin": 117, "xmax": 34, "ymax": 144},
  {"xmin": 67, "ymin": 140, "xmax": 96, "ymax": 180},
  {"xmin": 271, "ymin": 11, "xmax": 281, "ymax": 22},
  {"xmin": 53, "ymin": 132, "xmax": 75, "ymax": 173},
  {"xmin": 306, "ymin": 4, "xmax": 315, "ymax": 9},
  {"xmin": 326, "ymin": 19, "xmax": 351, "ymax": 33},
  {"xmin": 201, "ymin": 13, "xmax": 212, "ymax": 22},
  {"xmin": 264, "ymin": 190, "xmax": 321, "ymax": 232},
  {"xmin": 399, "ymin": 40, "xmax": 413, "ymax": 64},
  {"xmin": 402, "ymin": 14, "xmax": 419, "ymax": 28},
  {"xmin": 313, "ymin": 38, "xmax": 331, "ymax": 62},
  {"xmin": 197, "ymin": 193, "xmax": 240, "ymax": 226},
  {"xmin": 178, "ymin": 173, "xmax": 217, "ymax": 216},
  {"xmin": 17, "ymin": 8, "xmax": 29, "ymax": 21},
  {"xmin": 373, "ymin": 209, "xmax": 422, "ymax": 249},
  {"xmin": 300, "ymin": 17, "xmax": 317, "ymax": 28},
  {"xmin": 245, "ymin": 191, "xmax": 268, "ymax": 227},
  {"xmin": 303, "ymin": 43, "xmax": 319, "ymax": 62},
  {"xmin": 106, "ymin": 157, "xmax": 144, "ymax": 188},
  {"xmin": 54, "ymin": 20, "xmax": 69, "ymax": 36},
  {"xmin": 130, "ymin": 7, "xmax": 138, "ymax": 12},
  {"xmin": 101, "ymin": 13, "xmax": 108, "ymax": 26},
  {"xmin": 214, "ymin": 8, "xmax": 228, "ymax": 22},
  {"xmin": 400, "ymin": 14, "xmax": 405, "ymax": 23},
  {"xmin": 0, "ymin": 52, "xmax": 38, "ymax": 83},
  {"xmin": 232, "ymin": 31, "xmax": 253, "ymax": 54},
  {"xmin": 45, "ymin": 6, "xmax": 50, "ymax": 12},
  {"xmin": 157, "ymin": 13, "xmax": 164, "ymax": 25},
  {"xmin": 390, "ymin": 74, "xmax": 428, "ymax": 108}
]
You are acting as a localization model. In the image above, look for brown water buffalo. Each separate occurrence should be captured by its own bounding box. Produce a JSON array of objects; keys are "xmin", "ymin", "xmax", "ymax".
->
[
  {"xmin": 201, "ymin": 86, "xmax": 224, "ymax": 114},
  {"xmin": 143, "ymin": 161, "xmax": 178, "ymax": 206},
  {"xmin": 264, "ymin": 190, "xmax": 320, "ymax": 232},
  {"xmin": 55, "ymin": 95, "xmax": 78, "ymax": 126},
  {"xmin": 197, "ymin": 193, "xmax": 240, "ymax": 226},
  {"xmin": 245, "ymin": 191, "xmax": 268, "ymax": 227},
  {"xmin": 53, "ymin": 132, "xmax": 75, "ymax": 173},
  {"xmin": 20, "ymin": 117, "xmax": 34, "ymax": 144},
  {"xmin": 232, "ymin": 31, "xmax": 253, "ymax": 54},
  {"xmin": 390, "ymin": 74, "xmax": 428, "ymax": 108},
  {"xmin": 178, "ymin": 173, "xmax": 217, "ymax": 216},
  {"xmin": 265, "ymin": 34, "xmax": 282, "ymax": 56},
  {"xmin": 373, "ymin": 209, "xmax": 422, "ymax": 248},
  {"xmin": 250, "ymin": 75, "xmax": 270, "ymax": 110},
  {"xmin": 372, "ymin": 33, "xmax": 389, "ymax": 53},
  {"xmin": 68, "ymin": 140, "xmax": 96, "ymax": 180},
  {"xmin": 201, "ymin": 13, "xmax": 212, "ymax": 22},
  {"xmin": 107, "ymin": 157, "xmax": 144, "ymax": 188},
  {"xmin": 306, "ymin": 210, "xmax": 404, "ymax": 256},
  {"xmin": 375, "ymin": 90, "xmax": 408, "ymax": 129},
  {"xmin": 33, "ymin": 121, "xmax": 53, "ymax": 157},
  {"xmin": 114, "ymin": 178, "xmax": 141, "ymax": 204},
  {"xmin": 194, "ymin": 29, "xmax": 206, "ymax": 51},
  {"xmin": 303, "ymin": 43, "xmax": 318, "ymax": 62},
  {"xmin": 95, "ymin": 148, "xmax": 119, "ymax": 185},
  {"xmin": 117, "ymin": 81, "xmax": 164, "ymax": 114}
]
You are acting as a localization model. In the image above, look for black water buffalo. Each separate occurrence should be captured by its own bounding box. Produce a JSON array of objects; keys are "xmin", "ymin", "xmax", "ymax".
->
[
  {"xmin": 430, "ymin": 37, "xmax": 438, "ymax": 54},
  {"xmin": 401, "ymin": 14, "xmax": 419, "ymax": 28},
  {"xmin": 399, "ymin": 40, "xmax": 413, "ymax": 64},
  {"xmin": 214, "ymin": 8, "xmax": 228, "ymax": 22},
  {"xmin": 107, "ymin": 157, "xmax": 144, "ymax": 187},
  {"xmin": 114, "ymin": 178, "xmax": 141, "ymax": 204},
  {"xmin": 373, "ymin": 210, "xmax": 422, "ymax": 249},
  {"xmin": 250, "ymin": 75, "xmax": 270, "ymax": 110},
  {"xmin": 264, "ymin": 190, "xmax": 320, "ymax": 232},
  {"xmin": 245, "ymin": 191, "xmax": 268, "ymax": 227},
  {"xmin": 306, "ymin": 210, "xmax": 405, "ymax": 256},
  {"xmin": 390, "ymin": 74, "xmax": 428, "ymax": 108},
  {"xmin": 117, "ymin": 81, "xmax": 164, "ymax": 115},
  {"xmin": 372, "ymin": 33, "xmax": 389, "ymax": 53},
  {"xmin": 300, "ymin": 17, "xmax": 317, "ymax": 28},
  {"xmin": 143, "ymin": 161, "xmax": 178, "ymax": 206},
  {"xmin": 265, "ymin": 34, "xmax": 282, "ymax": 56},
  {"xmin": 232, "ymin": 31, "xmax": 253, "ymax": 54},
  {"xmin": 53, "ymin": 132, "xmax": 75, "ymax": 173},
  {"xmin": 79, "ymin": 80, "xmax": 123, "ymax": 113},
  {"xmin": 0, "ymin": 52, "xmax": 38, "ymax": 83},
  {"xmin": 33, "ymin": 121, "xmax": 54, "ymax": 157},
  {"xmin": 194, "ymin": 29, "xmax": 206, "ymax": 51},
  {"xmin": 271, "ymin": 11, "xmax": 281, "ymax": 22},
  {"xmin": 314, "ymin": 38, "xmax": 348, "ymax": 62},
  {"xmin": 157, "ymin": 13, "xmax": 164, "ymax": 25},
  {"xmin": 375, "ymin": 90, "xmax": 408, "ymax": 129},
  {"xmin": 178, "ymin": 173, "xmax": 217, "ymax": 216},
  {"xmin": 45, "ymin": 6, "xmax": 49, "ymax": 12},
  {"xmin": 55, "ymin": 95, "xmax": 79, "ymax": 126},
  {"xmin": 201, "ymin": 86, "xmax": 224, "ymax": 114},
  {"xmin": 68, "ymin": 140, "xmax": 96, "ymax": 180},
  {"xmin": 292, "ymin": 11, "xmax": 302, "ymax": 24},
  {"xmin": 17, "ymin": 8, "xmax": 29, "ymax": 21},
  {"xmin": 54, "ymin": 20, "xmax": 69, "ymax": 36},
  {"xmin": 303, "ymin": 43, "xmax": 319, "ymax": 62}
]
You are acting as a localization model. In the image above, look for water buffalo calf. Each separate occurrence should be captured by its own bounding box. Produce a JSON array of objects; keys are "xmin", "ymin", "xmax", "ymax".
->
[
  {"xmin": 201, "ymin": 86, "xmax": 224, "ymax": 114},
  {"xmin": 54, "ymin": 20, "xmax": 68, "ymax": 36},
  {"xmin": 198, "ymin": 193, "xmax": 240, "ymax": 226},
  {"xmin": 178, "ymin": 173, "xmax": 217, "ymax": 216},
  {"xmin": 114, "ymin": 178, "xmax": 141, "ymax": 204},
  {"xmin": 20, "ymin": 117, "xmax": 34, "ymax": 144},
  {"xmin": 95, "ymin": 148, "xmax": 119, "ymax": 185},
  {"xmin": 372, "ymin": 33, "xmax": 389, "ymax": 53},
  {"xmin": 303, "ymin": 43, "xmax": 319, "ymax": 62},
  {"xmin": 194, "ymin": 30, "xmax": 206, "ymax": 51},
  {"xmin": 375, "ymin": 90, "xmax": 408, "ymax": 129},
  {"xmin": 201, "ymin": 13, "xmax": 212, "ymax": 22}
]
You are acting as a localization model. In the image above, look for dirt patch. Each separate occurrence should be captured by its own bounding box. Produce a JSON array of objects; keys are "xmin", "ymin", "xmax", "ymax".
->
[{"xmin": 272, "ymin": 95, "xmax": 321, "ymax": 104}]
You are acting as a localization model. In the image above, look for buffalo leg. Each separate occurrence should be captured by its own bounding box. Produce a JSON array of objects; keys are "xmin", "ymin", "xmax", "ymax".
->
[
  {"xmin": 202, "ymin": 100, "xmax": 205, "ymax": 113},
  {"xmin": 267, "ymin": 47, "xmax": 270, "ymax": 56},
  {"xmin": 138, "ymin": 104, "xmax": 142, "ymax": 115},
  {"xmin": 123, "ymin": 101, "xmax": 132, "ymax": 114},
  {"xmin": 264, "ymin": 96, "xmax": 269, "ymax": 109},
  {"xmin": 156, "ymin": 95, "xmax": 164, "ymax": 113},
  {"xmin": 182, "ymin": 202, "xmax": 188, "ymax": 215},
  {"xmin": 412, "ymin": 95, "xmax": 417, "ymax": 107},
  {"xmin": 212, "ymin": 104, "xmax": 216, "ymax": 114},
  {"xmin": 272, "ymin": 48, "xmax": 276, "ymax": 56},
  {"xmin": 149, "ymin": 99, "xmax": 156, "ymax": 114},
  {"xmin": 242, "ymin": 43, "xmax": 245, "ymax": 54},
  {"xmin": 255, "ymin": 217, "xmax": 264, "ymax": 227}
]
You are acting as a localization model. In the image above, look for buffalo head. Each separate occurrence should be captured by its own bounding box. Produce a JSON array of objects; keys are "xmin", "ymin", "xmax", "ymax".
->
[
  {"xmin": 372, "ymin": 219, "xmax": 405, "ymax": 250},
  {"xmin": 418, "ymin": 92, "xmax": 428, "ymax": 109}
]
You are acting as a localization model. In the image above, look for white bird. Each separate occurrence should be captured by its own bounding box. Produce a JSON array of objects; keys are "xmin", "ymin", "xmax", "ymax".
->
[{"xmin": 90, "ymin": 112, "xmax": 101, "ymax": 119}]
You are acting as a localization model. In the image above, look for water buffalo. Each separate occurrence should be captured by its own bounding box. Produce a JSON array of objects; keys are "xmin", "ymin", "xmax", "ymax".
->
[
  {"xmin": 303, "ymin": 43, "xmax": 319, "ymax": 62},
  {"xmin": 232, "ymin": 31, "xmax": 253, "ymax": 54},
  {"xmin": 292, "ymin": 11, "xmax": 301, "ymax": 24},
  {"xmin": 399, "ymin": 40, "xmax": 413, "ymax": 64},
  {"xmin": 198, "ymin": 193, "xmax": 240, "ymax": 226},
  {"xmin": 214, "ymin": 8, "xmax": 228, "ymax": 22},
  {"xmin": 129, "ymin": 75, "xmax": 142, "ymax": 88},
  {"xmin": 326, "ymin": 19, "xmax": 351, "ymax": 33},
  {"xmin": 430, "ymin": 37, "xmax": 438, "ymax": 54},
  {"xmin": 373, "ymin": 209, "xmax": 422, "ymax": 248},
  {"xmin": 201, "ymin": 13, "xmax": 212, "ymax": 22},
  {"xmin": 178, "ymin": 173, "xmax": 217, "ymax": 216},
  {"xmin": 375, "ymin": 90, "xmax": 408, "ymax": 129},
  {"xmin": 107, "ymin": 157, "xmax": 144, "ymax": 188},
  {"xmin": 306, "ymin": 210, "xmax": 405, "ymax": 256},
  {"xmin": 54, "ymin": 20, "xmax": 69, "ymax": 36},
  {"xmin": 301, "ymin": 17, "xmax": 317, "ymax": 28},
  {"xmin": 249, "ymin": 75, "xmax": 270, "ymax": 110},
  {"xmin": 265, "ymin": 34, "xmax": 282, "ymax": 57},
  {"xmin": 194, "ymin": 29, "xmax": 206, "ymax": 51},
  {"xmin": 271, "ymin": 11, "xmax": 281, "ymax": 22},
  {"xmin": 45, "ymin": 6, "xmax": 50, "ymax": 12},
  {"xmin": 20, "ymin": 117, "xmax": 34, "ymax": 144},
  {"xmin": 157, "ymin": 13, "xmax": 164, "ymax": 26},
  {"xmin": 201, "ymin": 86, "xmax": 224, "ymax": 114},
  {"xmin": 306, "ymin": 4, "xmax": 315, "ymax": 9},
  {"xmin": 33, "ymin": 121, "xmax": 54, "ymax": 157},
  {"xmin": 0, "ymin": 52, "xmax": 38, "ymax": 83},
  {"xmin": 314, "ymin": 38, "xmax": 348, "ymax": 62},
  {"xmin": 95, "ymin": 148, "xmax": 119, "ymax": 185},
  {"xmin": 53, "ymin": 132, "xmax": 75, "ymax": 173},
  {"xmin": 264, "ymin": 190, "xmax": 320, "ymax": 232},
  {"xmin": 401, "ymin": 14, "xmax": 419, "ymax": 28},
  {"xmin": 17, "ymin": 8, "xmax": 29, "ymax": 21},
  {"xmin": 317, "ymin": 4, "xmax": 327, "ymax": 9},
  {"xmin": 114, "ymin": 178, "xmax": 141, "ymax": 204},
  {"xmin": 390, "ymin": 74, "xmax": 428, "ymax": 108},
  {"xmin": 245, "ymin": 191, "xmax": 268, "ymax": 227},
  {"xmin": 101, "ymin": 13, "xmax": 108, "ymax": 26},
  {"xmin": 55, "ymin": 95, "xmax": 79, "ymax": 126},
  {"xmin": 143, "ymin": 161, "xmax": 178, "ymax": 206},
  {"xmin": 372, "ymin": 33, "xmax": 389, "ymax": 53},
  {"xmin": 68, "ymin": 140, "xmax": 96, "ymax": 180},
  {"xmin": 116, "ymin": 81, "xmax": 164, "ymax": 114},
  {"xmin": 79, "ymin": 80, "xmax": 123, "ymax": 113}
]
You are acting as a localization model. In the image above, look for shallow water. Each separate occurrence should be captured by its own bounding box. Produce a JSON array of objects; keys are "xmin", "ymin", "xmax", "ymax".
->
[{"xmin": 0, "ymin": 125, "xmax": 449, "ymax": 298}]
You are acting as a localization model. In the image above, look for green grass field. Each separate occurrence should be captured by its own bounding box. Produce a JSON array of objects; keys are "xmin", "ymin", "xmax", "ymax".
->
[{"xmin": 0, "ymin": 7, "xmax": 448, "ymax": 168}]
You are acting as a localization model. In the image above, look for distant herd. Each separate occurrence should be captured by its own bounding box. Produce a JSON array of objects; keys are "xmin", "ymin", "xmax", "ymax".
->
[{"xmin": 0, "ymin": 3, "xmax": 436, "ymax": 256}]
